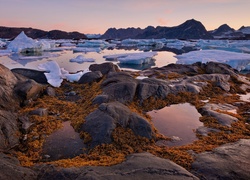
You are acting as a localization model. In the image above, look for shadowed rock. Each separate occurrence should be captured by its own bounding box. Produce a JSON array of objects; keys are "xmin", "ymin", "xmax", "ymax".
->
[
  {"xmin": 0, "ymin": 110, "xmax": 19, "ymax": 150},
  {"xmin": 89, "ymin": 62, "xmax": 120, "ymax": 75},
  {"xmin": 0, "ymin": 153, "xmax": 37, "ymax": 180},
  {"xmin": 200, "ymin": 103, "xmax": 238, "ymax": 126},
  {"xmin": 192, "ymin": 139, "xmax": 250, "ymax": 180},
  {"xmin": 101, "ymin": 72, "xmax": 138, "ymax": 103},
  {"xmin": 78, "ymin": 71, "xmax": 103, "ymax": 84},
  {"xmin": 35, "ymin": 152, "xmax": 198, "ymax": 180},
  {"xmin": 11, "ymin": 68, "xmax": 47, "ymax": 84},
  {"xmin": 80, "ymin": 102, "xmax": 154, "ymax": 148},
  {"xmin": 14, "ymin": 79, "xmax": 44, "ymax": 106},
  {"xmin": 0, "ymin": 64, "xmax": 19, "ymax": 111}
]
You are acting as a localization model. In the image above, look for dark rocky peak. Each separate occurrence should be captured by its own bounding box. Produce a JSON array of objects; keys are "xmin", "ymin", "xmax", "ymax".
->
[
  {"xmin": 0, "ymin": 26, "xmax": 87, "ymax": 39},
  {"xmin": 101, "ymin": 27, "xmax": 143, "ymax": 39},
  {"xmin": 211, "ymin": 24, "xmax": 235, "ymax": 36}
]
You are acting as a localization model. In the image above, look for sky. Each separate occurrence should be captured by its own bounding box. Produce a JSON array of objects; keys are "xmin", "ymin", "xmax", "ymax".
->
[{"xmin": 0, "ymin": 0, "xmax": 249, "ymax": 34}]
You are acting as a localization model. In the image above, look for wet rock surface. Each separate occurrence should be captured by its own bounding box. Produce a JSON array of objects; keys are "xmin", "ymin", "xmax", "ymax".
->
[
  {"xmin": 89, "ymin": 62, "xmax": 120, "ymax": 75},
  {"xmin": 35, "ymin": 153, "xmax": 198, "ymax": 180},
  {"xmin": 192, "ymin": 139, "xmax": 250, "ymax": 180}
]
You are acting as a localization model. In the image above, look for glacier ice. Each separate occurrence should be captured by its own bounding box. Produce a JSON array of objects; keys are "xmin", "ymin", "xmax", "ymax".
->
[
  {"xmin": 69, "ymin": 55, "xmax": 95, "ymax": 63},
  {"xmin": 175, "ymin": 50, "xmax": 250, "ymax": 71}
]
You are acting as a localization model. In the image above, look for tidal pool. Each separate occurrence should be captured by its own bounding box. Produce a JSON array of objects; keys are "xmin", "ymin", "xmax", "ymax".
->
[
  {"xmin": 148, "ymin": 103, "xmax": 203, "ymax": 146},
  {"xmin": 42, "ymin": 121, "xmax": 86, "ymax": 161}
]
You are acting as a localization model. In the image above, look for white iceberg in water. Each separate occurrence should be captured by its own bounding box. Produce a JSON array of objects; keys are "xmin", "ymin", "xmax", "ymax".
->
[
  {"xmin": 69, "ymin": 55, "xmax": 95, "ymax": 64},
  {"xmin": 76, "ymin": 40, "xmax": 109, "ymax": 48},
  {"xmin": 0, "ymin": 39, "xmax": 6, "ymax": 48},
  {"xmin": 7, "ymin": 31, "xmax": 41, "ymax": 53},
  {"xmin": 38, "ymin": 60, "xmax": 88, "ymax": 87},
  {"xmin": 103, "ymin": 51, "xmax": 157, "ymax": 64},
  {"xmin": 175, "ymin": 50, "xmax": 250, "ymax": 71}
]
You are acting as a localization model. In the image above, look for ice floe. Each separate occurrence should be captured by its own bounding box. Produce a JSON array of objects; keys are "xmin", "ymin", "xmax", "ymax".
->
[
  {"xmin": 103, "ymin": 51, "xmax": 157, "ymax": 64},
  {"xmin": 175, "ymin": 50, "xmax": 250, "ymax": 71},
  {"xmin": 77, "ymin": 40, "xmax": 109, "ymax": 48},
  {"xmin": 0, "ymin": 49, "xmax": 12, "ymax": 57},
  {"xmin": 72, "ymin": 47, "xmax": 101, "ymax": 53},
  {"xmin": 7, "ymin": 31, "xmax": 41, "ymax": 53},
  {"xmin": 69, "ymin": 55, "xmax": 95, "ymax": 63},
  {"xmin": 38, "ymin": 60, "xmax": 88, "ymax": 87}
]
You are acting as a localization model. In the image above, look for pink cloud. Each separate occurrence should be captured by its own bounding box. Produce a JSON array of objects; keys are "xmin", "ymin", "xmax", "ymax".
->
[{"xmin": 157, "ymin": 18, "xmax": 169, "ymax": 26}]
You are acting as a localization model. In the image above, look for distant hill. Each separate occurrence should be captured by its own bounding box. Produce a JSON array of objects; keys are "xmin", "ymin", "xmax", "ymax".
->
[
  {"xmin": 209, "ymin": 24, "xmax": 250, "ymax": 40},
  {"xmin": 0, "ymin": 26, "xmax": 87, "ymax": 39},
  {"xmin": 101, "ymin": 19, "xmax": 213, "ymax": 40}
]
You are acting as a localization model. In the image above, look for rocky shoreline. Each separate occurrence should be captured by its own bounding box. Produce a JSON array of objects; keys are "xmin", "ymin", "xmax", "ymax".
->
[{"xmin": 0, "ymin": 61, "xmax": 250, "ymax": 179}]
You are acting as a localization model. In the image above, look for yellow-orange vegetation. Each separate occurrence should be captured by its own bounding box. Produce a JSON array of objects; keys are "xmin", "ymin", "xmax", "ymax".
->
[{"xmin": 15, "ymin": 76, "xmax": 250, "ymax": 170}]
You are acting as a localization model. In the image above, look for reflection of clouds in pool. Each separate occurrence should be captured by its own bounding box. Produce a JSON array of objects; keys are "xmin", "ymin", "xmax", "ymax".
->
[
  {"xmin": 42, "ymin": 121, "xmax": 86, "ymax": 161},
  {"xmin": 148, "ymin": 103, "xmax": 203, "ymax": 147}
]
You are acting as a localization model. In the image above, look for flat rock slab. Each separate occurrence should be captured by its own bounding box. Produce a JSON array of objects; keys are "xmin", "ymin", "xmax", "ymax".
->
[
  {"xmin": 0, "ymin": 153, "xmax": 37, "ymax": 180},
  {"xmin": 192, "ymin": 139, "xmax": 250, "ymax": 180},
  {"xmin": 36, "ymin": 152, "xmax": 198, "ymax": 180}
]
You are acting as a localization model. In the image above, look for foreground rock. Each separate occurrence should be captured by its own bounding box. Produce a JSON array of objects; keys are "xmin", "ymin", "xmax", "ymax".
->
[
  {"xmin": 192, "ymin": 139, "xmax": 250, "ymax": 179},
  {"xmin": 80, "ymin": 102, "xmax": 154, "ymax": 148},
  {"xmin": 36, "ymin": 152, "xmax": 198, "ymax": 180},
  {"xmin": 0, "ymin": 153, "xmax": 37, "ymax": 180}
]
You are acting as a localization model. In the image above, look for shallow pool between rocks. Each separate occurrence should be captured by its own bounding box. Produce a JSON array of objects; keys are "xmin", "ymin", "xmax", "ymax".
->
[
  {"xmin": 147, "ymin": 103, "xmax": 203, "ymax": 146},
  {"xmin": 42, "ymin": 121, "xmax": 86, "ymax": 161}
]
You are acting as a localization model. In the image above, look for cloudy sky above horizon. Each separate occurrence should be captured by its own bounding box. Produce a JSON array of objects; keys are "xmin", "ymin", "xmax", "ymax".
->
[{"xmin": 0, "ymin": 0, "xmax": 249, "ymax": 34}]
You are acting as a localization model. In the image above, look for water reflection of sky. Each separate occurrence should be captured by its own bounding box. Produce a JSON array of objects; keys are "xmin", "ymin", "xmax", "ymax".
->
[
  {"xmin": 148, "ymin": 103, "xmax": 203, "ymax": 147},
  {"xmin": 0, "ymin": 48, "xmax": 176, "ymax": 72}
]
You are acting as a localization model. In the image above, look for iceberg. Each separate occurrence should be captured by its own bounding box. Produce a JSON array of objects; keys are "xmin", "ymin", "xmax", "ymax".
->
[
  {"xmin": 38, "ymin": 60, "xmax": 88, "ymax": 87},
  {"xmin": 175, "ymin": 50, "xmax": 250, "ymax": 71},
  {"xmin": 69, "ymin": 55, "xmax": 95, "ymax": 64},
  {"xmin": 0, "ymin": 39, "xmax": 6, "ymax": 48},
  {"xmin": 7, "ymin": 31, "xmax": 41, "ymax": 53},
  {"xmin": 60, "ymin": 42, "xmax": 75, "ymax": 47},
  {"xmin": 103, "ymin": 51, "xmax": 157, "ymax": 64}
]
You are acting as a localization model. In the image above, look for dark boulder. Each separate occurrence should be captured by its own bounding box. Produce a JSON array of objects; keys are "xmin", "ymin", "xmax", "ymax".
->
[
  {"xmin": 137, "ymin": 78, "xmax": 170, "ymax": 101},
  {"xmin": 0, "ymin": 153, "xmax": 37, "ymax": 180},
  {"xmin": 89, "ymin": 62, "xmax": 120, "ymax": 75},
  {"xmin": 11, "ymin": 68, "xmax": 47, "ymax": 84},
  {"xmin": 80, "ymin": 102, "xmax": 154, "ymax": 148},
  {"xmin": 35, "ymin": 152, "xmax": 198, "ymax": 180},
  {"xmin": 92, "ymin": 94, "xmax": 109, "ymax": 105},
  {"xmin": 44, "ymin": 87, "xmax": 56, "ymax": 97},
  {"xmin": 205, "ymin": 62, "xmax": 238, "ymax": 77},
  {"xmin": 81, "ymin": 109, "xmax": 116, "ymax": 147},
  {"xmin": 78, "ymin": 71, "xmax": 103, "ymax": 84},
  {"xmin": 14, "ymin": 79, "xmax": 44, "ymax": 106},
  {"xmin": 0, "ymin": 64, "xmax": 19, "ymax": 111},
  {"xmin": 192, "ymin": 139, "xmax": 250, "ymax": 180},
  {"xmin": 0, "ymin": 110, "xmax": 19, "ymax": 150},
  {"xmin": 101, "ymin": 72, "xmax": 138, "ymax": 103},
  {"xmin": 29, "ymin": 108, "xmax": 48, "ymax": 116}
]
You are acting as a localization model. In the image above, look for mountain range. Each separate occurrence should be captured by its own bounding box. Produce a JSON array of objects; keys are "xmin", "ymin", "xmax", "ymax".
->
[
  {"xmin": 0, "ymin": 19, "xmax": 249, "ymax": 40},
  {"xmin": 0, "ymin": 26, "xmax": 87, "ymax": 39}
]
